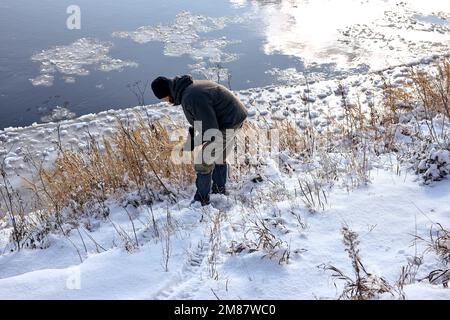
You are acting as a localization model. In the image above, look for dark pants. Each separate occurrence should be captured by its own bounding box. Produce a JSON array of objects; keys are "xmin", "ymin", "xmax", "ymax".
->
[
  {"xmin": 193, "ymin": 125, "xmax": 242, "ymax": 203},
  {"xmin": 194, "ymin": 164, "xmax": 227, "ymax": 203}
]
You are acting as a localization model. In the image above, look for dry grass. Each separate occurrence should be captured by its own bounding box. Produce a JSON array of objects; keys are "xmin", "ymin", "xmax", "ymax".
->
[
  {"xmin": 323, "ymin": 226, "xmax": 393, "ymax": 300},
  {"xmin": 274, "ymin": 120, "xmax": 308, "ymax": 157},
  {"xmin": 230, "ymin": 120, "xmax": 310, "ymax": 183},
  {"xmin": 383, "ymin": 60, "xmax": 450, "ymax": 119},
  {"xmin": 296, "ymin": 178, "xmax": 328, "ymax": 212},
  {"xmin": 423, "ymin": 269, "xmax": 449, "ymax": 288},
  {"xmin": 381, "ymin": 80, "xmax": 414, "ymax": 125},
  {"xmin": 411, "ymin": 60, "xmax": 450, "ymax": 119},
  {"xmin": 396, "ymin": 256, "xmax": 423, "ymax": 299},
  {"xmin": 382, "ymin": 60, "xmax": 450, "ymax": 144},
  {"xmin": 412, "ymin": 223, "xmax": 450, "ymax": 289},
  {"xmin": 238, "ymin": 120, "xmax": 308, "ymax": 160},
  {"xmin": 0, "ymin": 158, "xmax": 55, "ymax": 251},
  {"xmin": 0, "ymin": 162, "xmax": 27, "ymax": 249},
  {"xmin": 227, "ymin": 215, "xmax": 293, "ymax": 265},
  {"xmin": 250, "ymin": 218, "xmax": 282, "ymax": 252},
  {"xmin": 416, "ymin": 223, "xmax": 450, "ymax": 264},
  {"xmin": 25, "ymin": 116, "xmax": 195, "ymax": 220},
  {"xmin": 208, "ymin": 212, "xmax": 222, "ymax": 280},
  {"xmin": 428, "ymin": 224, "xmax": 450, "ymax": 263},
  {"xmin": 3, "ymin": 116, "xmax": 312, "ymax": 251}
]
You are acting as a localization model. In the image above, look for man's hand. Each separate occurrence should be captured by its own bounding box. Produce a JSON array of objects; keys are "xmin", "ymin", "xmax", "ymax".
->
[{"xmin": 183, "ymin": 126, "xmax": 195, "ymax": 152}]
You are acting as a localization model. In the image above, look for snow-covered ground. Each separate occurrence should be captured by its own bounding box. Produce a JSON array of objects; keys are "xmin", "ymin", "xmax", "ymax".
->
[{"xmin": 0, "ymin": 157, "xmax": 449, "ymax": 299}]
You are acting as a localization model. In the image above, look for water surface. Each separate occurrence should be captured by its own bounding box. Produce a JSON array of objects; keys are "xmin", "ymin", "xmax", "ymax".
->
[{"xmin": 0, "ymin": 0, "xmax": 448, "ymax": 129}]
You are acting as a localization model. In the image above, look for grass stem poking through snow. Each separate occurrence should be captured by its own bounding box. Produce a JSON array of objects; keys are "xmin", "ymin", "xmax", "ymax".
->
[{"xmin": 323, "ymin": 225, "xmax": 393, "ymax": 300}]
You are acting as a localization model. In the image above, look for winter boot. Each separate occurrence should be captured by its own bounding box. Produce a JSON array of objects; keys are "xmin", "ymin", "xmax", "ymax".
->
[
  {"xmin": 212, "ymin": 184, "xmax": 228, "ymax": 195},
  {"xmin": 212, "ymin": 164, "xmax": 228, "ymax": 195},
  {"xmin": 193, "ymin": 172, "xmax": 212, "ymax": 206}
]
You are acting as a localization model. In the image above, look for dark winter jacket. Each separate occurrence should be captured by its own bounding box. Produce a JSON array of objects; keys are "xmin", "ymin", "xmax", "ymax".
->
[{"xmin": 168, "ymin": 75, "xmax": 248, "ymax": 133}]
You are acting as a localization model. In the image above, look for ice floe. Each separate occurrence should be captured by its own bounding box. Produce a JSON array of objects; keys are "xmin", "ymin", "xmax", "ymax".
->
[
  {"xmin": 229, "ymin": 0, "xmax": 248, "ymax": 9},
  {"xmin": 40, "ymin": 106, "xmax": 76, "ymax": 123},
  {"xmin": 30, "ymin": 38, "xmax": 138, "ymax": 87},
  {"xmin": 113, "ymin": 11, "xmax": 246, "ymax": 80},
  {"xmin": 266, "ymin": 68, "xmax": 329, "ymax": 86},
  {"xmin": 189, "ymin": 61, "xmax": 232, "ymax": 84},
  {"xmin": 113, "ymin": 11, "xmax": 244, "ymax": 46},
  {"xmin": 29, "ymin": 74, "xmax": 55, "ymax": 87}
]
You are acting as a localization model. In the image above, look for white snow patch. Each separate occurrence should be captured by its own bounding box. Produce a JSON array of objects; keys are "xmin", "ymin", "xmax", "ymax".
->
[{"xmin": 0, "ymin": 168, "xmax": 449, "ymax": 299}]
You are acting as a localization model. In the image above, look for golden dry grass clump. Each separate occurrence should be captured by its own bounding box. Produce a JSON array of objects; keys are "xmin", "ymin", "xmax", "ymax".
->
[
  {"xmin": 27, "ymin": 116, "xmax": 312, "ymax": 216},
  {"xmin": 240, "ymin": 120, "xmax": 307, "ymax": 157},
  {"xmin": 29, "ymin": 117, "xmax": 309, "ymax": 214},
  {"xmin": 382, "ymin": 59, "xmax": 450, "ymax": 124},
  {"xmin": 273, "ymin": 120, "xmax": 308, "ymax": 156},
  {"xmin": 28, "ymin": 117, "xmax": 195, "ymax": 212}
]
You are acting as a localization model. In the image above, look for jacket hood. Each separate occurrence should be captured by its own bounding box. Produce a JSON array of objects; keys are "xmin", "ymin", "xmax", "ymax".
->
[{"xmin": 169, "ymin": 75, "xmax": 194, "ymax": 105}]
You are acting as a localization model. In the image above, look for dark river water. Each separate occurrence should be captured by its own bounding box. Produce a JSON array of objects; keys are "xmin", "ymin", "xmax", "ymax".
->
[
  {"xmin": 1, "ymin": 0, "xmax": 448, "ymax": 129},
  {"xmin": 0, "ymin": 0, "xmax": 307, "ymax": 129}
]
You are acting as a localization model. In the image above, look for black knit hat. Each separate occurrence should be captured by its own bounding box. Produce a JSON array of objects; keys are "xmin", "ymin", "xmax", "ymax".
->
[{"xmin": 151, "ymin": 76, "xmax": 171, "ymax": 99}]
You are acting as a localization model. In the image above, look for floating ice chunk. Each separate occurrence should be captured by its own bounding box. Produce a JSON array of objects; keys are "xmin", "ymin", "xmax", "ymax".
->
[
  {"xmin": 230, "ymin": 0, "xmax": 248, "ymax": 8},
  {"xmin": 63, "ymin": 76, "xmax": 76, "ymax": 84},
  {"xmin": 39, "ymin": 61, "xmax": 56, "ymax": 74},
  {"xmin": 113, "ymin": 11, "xmax": 244, "ymax": 69},
  {"xmin": 113, "ymin": 11, "xmax": 243, "ymax": 46},
  {"xmin": 266, "ymin": 68, "xmax": 327, "ymax": 85},
  {"xmin": 191, "ymin": 38, "xmax": 241, "ymax": 63},
  {"xmin": 98, "ymin": 59, "xmax": 138, "ymax": 72},
  {"xmin": 189, "ymin": 61, "xmax": 231, "ymax": 84},
  {"xmin": 30, "ymin": 38, "xmax": 137, "ymax": 87},
  {"xmin": 29, "ymin": 74, "xmax": 54, "ymax": 87},
  {"xmin": 187, "ymin": 39, "xmax": 239, "ymax": 82},
  {"xmin": 40, "ymin": 106, "xmax": 76, "ymax": 123},
  {"xmin": 266, "ymin": 68, "xmax": 304, "ymax": 84}
]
